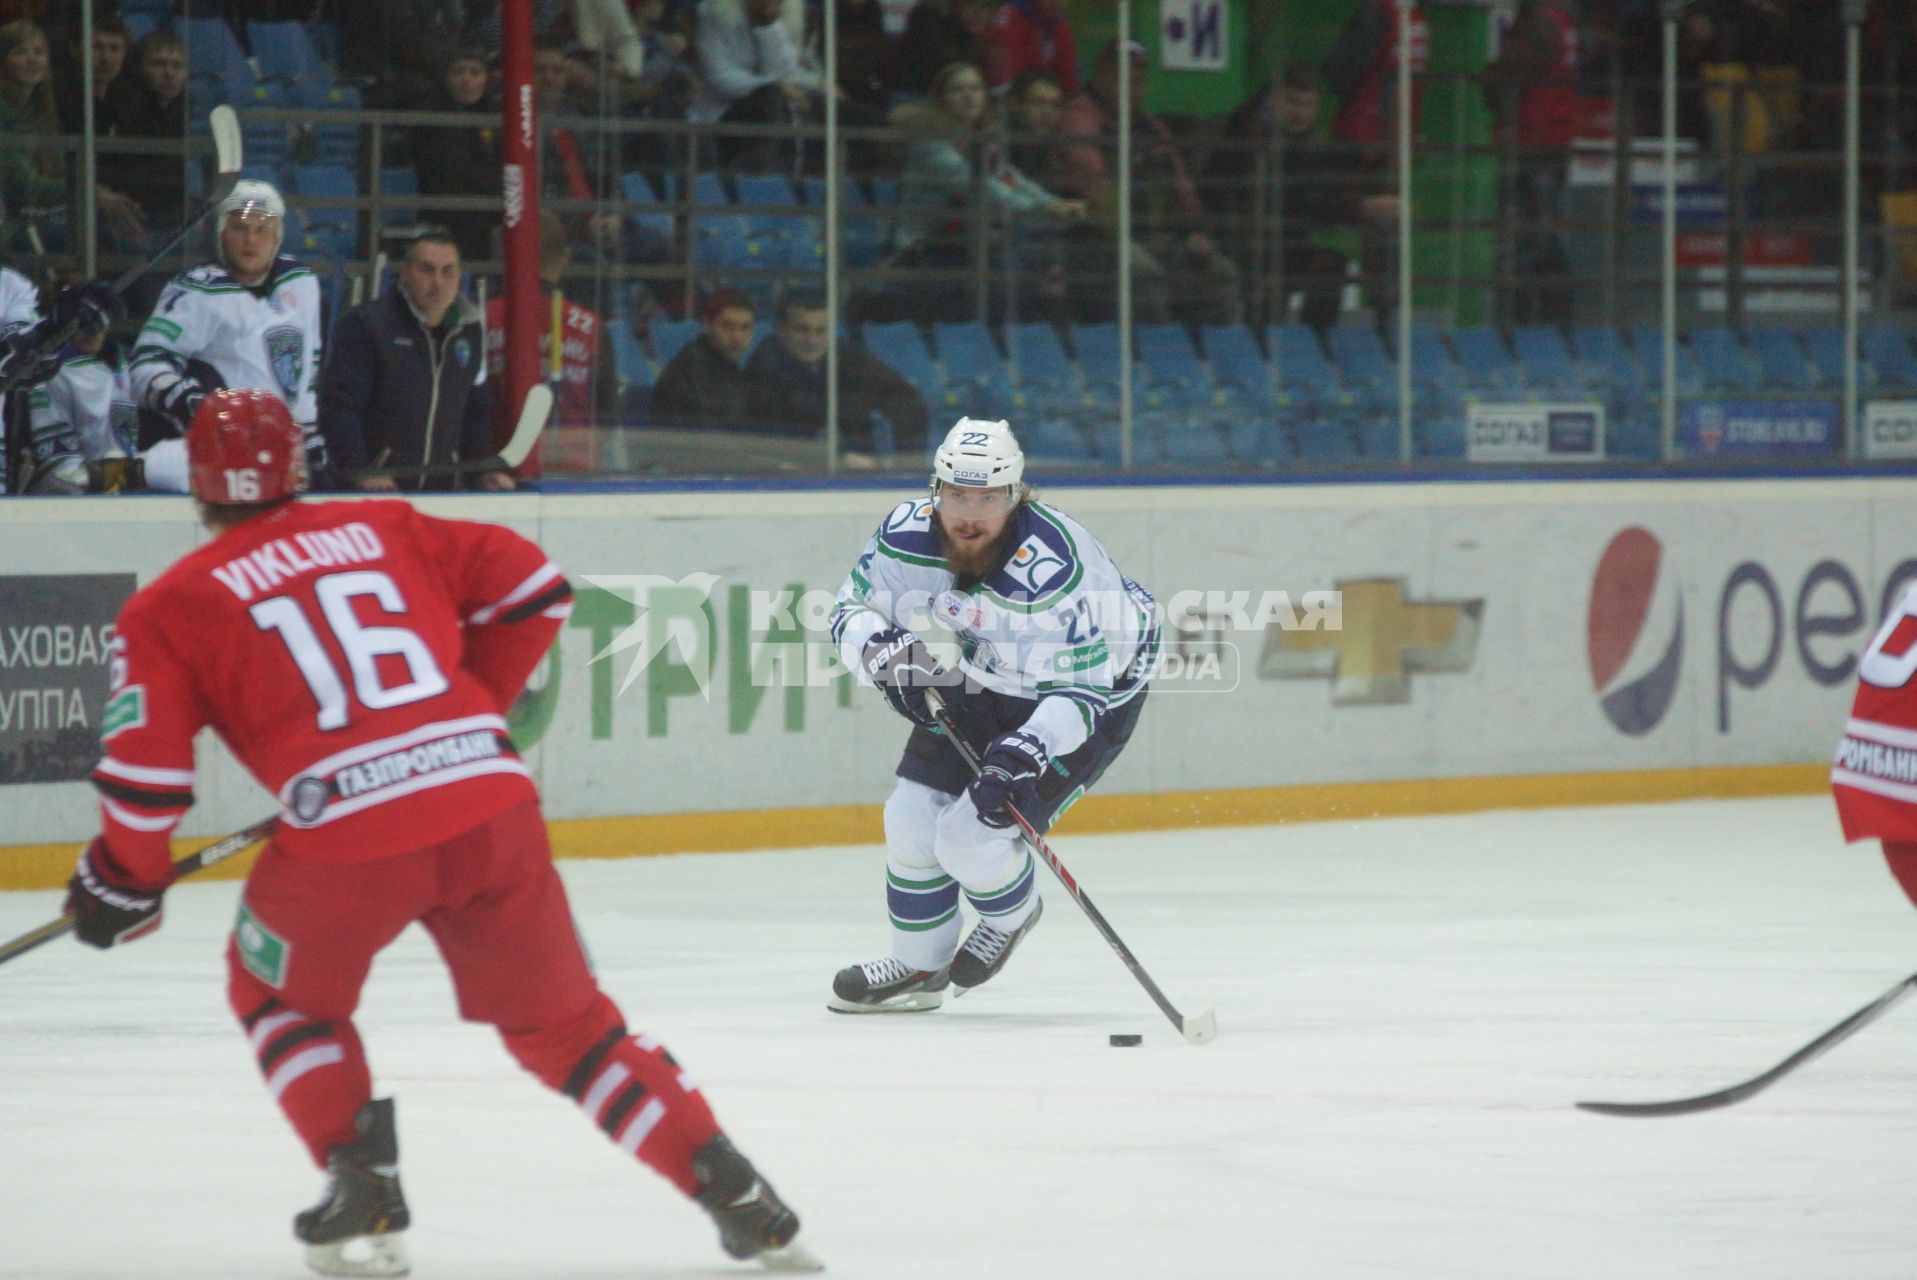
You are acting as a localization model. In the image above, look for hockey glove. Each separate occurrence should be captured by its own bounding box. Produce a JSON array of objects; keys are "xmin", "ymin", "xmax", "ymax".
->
[
  {"xmin": 46, "ymin": 278, "xmax": 125, "ymax": 341},
  {"xmin": 151, "ymin": 376, "xmax": 207, "ymax": 437},
  {"xmin": 66, "ymin": 837, "xmax": 165, "ymax": 949},
  {"xmin": 968, "ymin": 730, "xmax": 1048, "ymax": 830},
  {"xmin": 860, "ymin": 627, "xmax": 951, "ymax": 728}
]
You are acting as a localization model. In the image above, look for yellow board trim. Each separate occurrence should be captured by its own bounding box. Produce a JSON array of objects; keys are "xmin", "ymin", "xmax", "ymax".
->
[{"xmin": 0, "ymin": 764, "xmax": 1830, "ymax": 893}]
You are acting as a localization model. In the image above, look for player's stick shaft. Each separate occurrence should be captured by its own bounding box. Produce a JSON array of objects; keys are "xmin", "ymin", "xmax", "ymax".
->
[
  {"xmin": 0, "ymin": 816, "xmax": 277, "ymax": 968},
  {"xmin": 1578, "ymin": 971, "xmax": 1917, "ymax": 1117},
  {"xmin": 926, "ymin": 690, "xmax": 1216, "ymax": 1044}
]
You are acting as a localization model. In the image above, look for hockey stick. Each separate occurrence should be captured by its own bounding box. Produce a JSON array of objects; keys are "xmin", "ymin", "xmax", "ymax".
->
[
  {"xmin": 0, "ymin": 815, "xmax": 277, "ymax": 968},
  {"xmin": 1577, "ymin": 971, "xmax": 1917, "ymax": 1117},
  {"xmin": 925, "ymin": 690, "xmax": 1218, "ymax": 1045},
  {"xmin": 0, "ymin": 107, "xmax": 242, "ymax": 400},
  {"xmin": 362, "ymin": 384, "xmax": 553, "ymax": 482}
]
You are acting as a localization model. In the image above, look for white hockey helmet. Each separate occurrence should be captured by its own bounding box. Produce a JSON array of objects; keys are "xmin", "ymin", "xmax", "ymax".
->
[
  {"xmin": 932, "ymin": 417, "xmax": 1024, "ymax": 494},
  {"xmin": 217, "ymin": 178, "xmax": 285, "ymax": 224}
]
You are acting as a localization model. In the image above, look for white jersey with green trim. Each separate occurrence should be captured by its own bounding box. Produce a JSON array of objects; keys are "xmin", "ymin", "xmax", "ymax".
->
[
  {"xmin": 129, "ymin": 256, "xmax": 322, "ymax": 428},
  {"xmin": 25, "ymin": 352, "xmax": 134, "ymax": 467},
  {"xmin": 0, "ymin": 265, "xmax": 38, "ymax": 336},
  {"xmin": 831, "ymin": 497, "xmax": 1161, "ymax": 759}
]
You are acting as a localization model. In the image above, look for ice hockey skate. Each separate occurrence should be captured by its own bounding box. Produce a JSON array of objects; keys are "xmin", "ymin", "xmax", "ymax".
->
[
  {"xmin": 827, "ymin": 955, "xmax": 951, "ymax": 1013},
  {"xmin": 693, "ymin": 1134, "xmax": 821, "ymax": 1272},
  {"xmin": 950, "ymin": 898, "xmax": 1044, "ymax": 993},
  {"xmin": 295, "ymin": 1098, "xmax": 410, "ymax": 1278}
]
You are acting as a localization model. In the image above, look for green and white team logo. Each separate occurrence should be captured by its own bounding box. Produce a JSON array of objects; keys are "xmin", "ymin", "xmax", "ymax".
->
[
  {"xmin": 234, "ymin": 901, "xmax": 290, "ymax": 987},
  {"xmin": 101, "ymin": 685, "xmax": 146, "ymax": 738},
  {"xmin": 265, "ymin": 325, "xmax": 303, "ymax": 399}
]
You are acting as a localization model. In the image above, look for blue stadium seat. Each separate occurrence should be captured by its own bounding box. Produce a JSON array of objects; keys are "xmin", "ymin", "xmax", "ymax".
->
[
  {"xmin": 1511, "ymin": 326, "xmax": 1586, "ymax": 396},
  {"xmin": 1629, "ymin": 325, "xmax": 1705, "ymax": 393},
  {"xmin": 1746, "ymin": 328, "xmax": 1817, "ymax": 390},
  {"xmin": 863, "ymin": 321, "xmax": 942, "ymax": 409},
  {"xmin": 733, "ymin": 174, "xmax": 795, "ymax": 206},
  {"xmin": 247, "ymin": 21, "xmax": 327, "ymax": 101},
  {"xmin": 1689, "ymin": 327, "xmax": 1762, "ymax": 393},
  {"xmin": 932, "ymin": 322, "xmax": 1014, "ymax": 419},
  {"xmin": 375, "ymin": 166, "xmax": 419, "ymax": 229},
  {"xmin": 290, "ymin": 164, "xmax": 358, "ymax": 259},
  {"xmin": 185, "ymin": 17, "xmax": 253, "ymax": 103},
  {"xmin": 1864, "ymin": 327, "xmax": 1917, "ymax": 392},
  {"xmin": 618, "ymin": 172, "xmax": 676, "ymax": 256},
  {"xmin": 1323, "ymin": 324, "xmax": 1397, "ymax": 451},
  {"xmin": 650, "ymin": 319, "xmax": 700, "ymax": 366},
  {"xmin": 1199, "ymin": 326, "xmax": 1280, "ymax": 462},
  {"xmin": 1802, "ymin": 326, "xmax": 1852, "ymax": 388},
  {"xmin": 307, "ymin": 83, "xmax": 362, "ymax": 169},
  {"xmin": 1450, "ymin": 325, "xmax": 1523, "ymax": 395}
]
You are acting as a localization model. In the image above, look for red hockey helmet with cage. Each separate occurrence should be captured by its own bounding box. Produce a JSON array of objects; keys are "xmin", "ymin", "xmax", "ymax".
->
[{"xmin": 186, "ymin": 389, "xmax": 303, "ymax": 504}]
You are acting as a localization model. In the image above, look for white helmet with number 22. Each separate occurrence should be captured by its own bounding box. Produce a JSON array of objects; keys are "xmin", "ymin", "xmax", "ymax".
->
[{"xmin": 932, "ymin": 417, "xmax": 1024, "ymax": 492}]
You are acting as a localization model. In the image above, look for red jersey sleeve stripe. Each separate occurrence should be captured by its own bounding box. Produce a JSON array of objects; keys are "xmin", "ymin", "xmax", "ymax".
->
[
  {"xmin": 94, "ymin": 774, "xmax": 196, "ymax": 810},
  {"xmin": 94, "ymin": 756, "xmax": 196, "ymax": 788},
  {"xmin": 101, "ymin": 796, "xmax": 186, "ymax": 833},
  {"xmin": 470, "ymin": 563, "xmax": 563, "ymax": 625},
  {"xmin": 497, "ymin": 580, "xmax": 573, "ymax": 626}
]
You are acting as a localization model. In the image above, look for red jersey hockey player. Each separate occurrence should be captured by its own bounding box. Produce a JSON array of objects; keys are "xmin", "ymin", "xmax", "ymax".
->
[
  {"xmin": 64, "ymin": 388, "xmax": 815, "ymax": 1277},
  {"xmin": 1833, "ymin": 583, "xmax": 1917, "ymax": 912}
]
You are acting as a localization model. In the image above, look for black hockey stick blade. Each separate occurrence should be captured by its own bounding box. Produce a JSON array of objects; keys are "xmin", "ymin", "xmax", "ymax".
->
[
  {"xmin": 0, "ymin": 816, "xmax": 277, "ymax": 968},
  {"xmin": 1577, "ymin": 972, "xmax": 1917, "ymax": 1117}
]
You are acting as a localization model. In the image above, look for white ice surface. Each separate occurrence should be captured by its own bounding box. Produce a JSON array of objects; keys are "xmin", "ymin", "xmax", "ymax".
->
[{"xmin": 4, "ymin": 795, "xmax": 1917, "ymax": 1279}]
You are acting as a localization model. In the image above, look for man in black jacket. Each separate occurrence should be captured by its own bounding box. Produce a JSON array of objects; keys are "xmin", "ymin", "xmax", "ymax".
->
[
  {"xmin": 744, "ymin": 290, "xmax": 927, "ymax": 460},
  {"xmin": 651, "ymin": 288, "xmax": 757, "ymax": 430},
  {"xmin": 319, "ymin": 230, "xmax": 515, "ymax": 492}
]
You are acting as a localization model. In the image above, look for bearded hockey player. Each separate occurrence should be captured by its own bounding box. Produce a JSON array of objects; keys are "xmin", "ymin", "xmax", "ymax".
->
[
  {"xmin": 128, "ymin": 179, "xmax": 327, "ymax": 491},
  {"xmin": 826, "ymin": 418, "xmax": 1161, "ymax": 1012}
]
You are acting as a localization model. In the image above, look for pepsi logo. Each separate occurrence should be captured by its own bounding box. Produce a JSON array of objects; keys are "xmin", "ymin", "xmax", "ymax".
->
[{"xmin": 1588, "ymin": 527, "xmax": 1684, "ymax": 736}]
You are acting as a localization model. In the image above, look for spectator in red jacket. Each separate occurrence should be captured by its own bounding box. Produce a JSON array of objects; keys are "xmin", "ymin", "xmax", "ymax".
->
[
  {"xmin": 1322, "ymin": 0, "xmax": 1427, "ymax": 155},
  {"xmin": 984, "ymin": 0, "xmax": 1078, "ymax": 96},
  {"xmin": 1483, "ymin": 0, "xmax": 1579, "ymax": 326}
]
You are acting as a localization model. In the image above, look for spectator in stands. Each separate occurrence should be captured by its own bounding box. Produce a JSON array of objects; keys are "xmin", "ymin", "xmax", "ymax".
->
[
  {"xmin": 320, "ymin": 229, "xmax": 514, "ymax": 493},
  {"xmin": 1214, "ymin": 62, "xmax": 1398, "ymax": 330},
  {"xmin": 1483, "ymin": 0, "xmax": 1579, "ymax": 327},
  {"xmin": 334, "ymin": 0, "xmax": 472, "ymax": 107},
  {"xmin": 834, "ymin": 0, "xmax": 896, "ymax": 116},
  {"xmin": 100, "ymin": 32, "xmax": 186, "ymax": 241},
  {"xmin": 889, "ymin": 60, "xmax": 1083, "ymax": 321},
  {"xmin": 1057, "ymin": 39, "xmax": 1241, "ymax": 326},
  {"xmin": 690, "ymin": 0, "xmax": 824, "ymax": 173},
  {"xmin": 483, "ymin": 218, "xmax": 623, "ymax": 475},
  {"xmin": 983, "ymin": 0, "xmax": 1078, "ymax": 96},
  {"xmin": 744, "ymin": 289, "xmax": 928, "ymax": 459},
  {"xmin": 652, "ymin": 287, "xmax": 757, "ymax": 429},
  {"xmin": 533, "ymin": 37, "xmax": 627, "ymax": 257},
  {"xmin": 52, "ymin": 10, "xmax": 124, "ymax": 133},
  {"xmin": 899, "ymin": 0, "xmax": 996, "ymax": 97},
  {"xmin": 0, "ymin": 19, "xmax": 70, "ymax": 251},
  {"xmin": 1322, "ymin": 0, "xmax": 1427, "ymax": 156},
  {"xmin": 412, "ymin": 46, "xmax": 501, "ymax": 264},
  {"xmin": 1004, "ymin": 67, "xmax": 1067, "ymax": 188}
]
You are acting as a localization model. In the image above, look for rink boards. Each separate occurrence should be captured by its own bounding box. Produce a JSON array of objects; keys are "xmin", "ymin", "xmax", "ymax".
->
[{"xmin": 1, "ymin": 476, "xmax": 1906, "ymax": 884}]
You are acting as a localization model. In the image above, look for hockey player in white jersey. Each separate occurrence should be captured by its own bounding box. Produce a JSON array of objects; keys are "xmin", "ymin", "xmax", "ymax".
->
[
  {"xmin": 19, "ymin": 331, "xmax": 139, "ymax": 493},
  {"xmin": 0, "ymin": 265, "xmax": 122, "ymax": 491},
  {"xmin": 827, "ymin": 418, "xmax": 1161, "ymax": 1012},
  {"xmin": 128, "ymin": 179, "xmax": 326, "ymax": 489}
]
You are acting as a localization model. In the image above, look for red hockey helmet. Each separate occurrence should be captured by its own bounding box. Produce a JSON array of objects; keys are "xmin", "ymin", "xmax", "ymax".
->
[{"xmin": 186, "ymin": 389, "xmax": 303, "ymax": 505}]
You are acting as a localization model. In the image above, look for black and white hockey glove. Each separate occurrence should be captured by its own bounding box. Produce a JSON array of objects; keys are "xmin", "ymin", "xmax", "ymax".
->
[
  {"xmin": 151, "ymin": 376, "xmax": 207, "ymax": 436},
  {"xmin": 860, "ymin": 627, "xmax": 951, "ymax": 728},
  {"xmin": 65, "ymin": 837, "xmax": 165, "ymax": 949},
  {"xmin": 46, "ymin": 279, "xmax": 125, "ymax": 342},
  {"xmin": 969, "ymin": 730, "xmax": 1048, "ymax": 829}
]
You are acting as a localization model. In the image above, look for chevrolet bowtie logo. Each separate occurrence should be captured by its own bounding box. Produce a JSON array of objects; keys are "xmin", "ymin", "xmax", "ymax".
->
[{"xmin": 1259, "ymin": 579, "xmax": 1482, "ymax": 705}]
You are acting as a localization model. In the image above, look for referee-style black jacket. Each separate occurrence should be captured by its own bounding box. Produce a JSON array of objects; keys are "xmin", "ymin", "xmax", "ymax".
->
[{"xmin": 318, "ymin": 286, "xmax": 499, "ymax": 491}]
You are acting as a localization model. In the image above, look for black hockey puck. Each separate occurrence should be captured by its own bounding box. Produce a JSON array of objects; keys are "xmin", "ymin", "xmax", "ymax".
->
[{"xmin": 1108, "ymin": 1033, "xmax": 1143, "ymax": 1047}]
